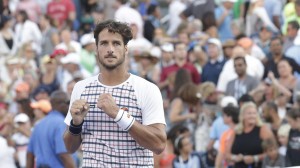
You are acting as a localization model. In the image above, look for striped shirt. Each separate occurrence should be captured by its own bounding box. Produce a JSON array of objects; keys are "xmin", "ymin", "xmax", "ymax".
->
[{"xmin": 65, "ymin": 74, "xmax": 166, "ymax": 167}]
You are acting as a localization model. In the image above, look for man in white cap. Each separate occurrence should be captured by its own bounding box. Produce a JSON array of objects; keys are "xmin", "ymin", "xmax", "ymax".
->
[
  {"xmin": 79, "ymin": 33, "xmax": 98, "ymax": 75},
  {"xmin": 202, "ymin": 38, "xmax": 226, "ymax": 85},
  {"xmin": 160, "ymin": 43, "xmax": 174, "ymax": 68}
]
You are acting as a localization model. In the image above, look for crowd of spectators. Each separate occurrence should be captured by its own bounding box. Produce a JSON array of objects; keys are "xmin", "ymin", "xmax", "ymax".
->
[{"xmin": 0, "ymin": 0, "xmax": 300, "ymax": 167}]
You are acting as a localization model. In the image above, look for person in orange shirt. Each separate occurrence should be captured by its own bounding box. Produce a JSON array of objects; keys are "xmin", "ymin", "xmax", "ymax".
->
[{"xmin": 215, "ymin": 104, "xmax": 240, "ymax": 168}]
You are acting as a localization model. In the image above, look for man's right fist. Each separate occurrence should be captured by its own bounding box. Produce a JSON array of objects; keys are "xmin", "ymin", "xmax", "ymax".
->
[{"xmin": 70, "ymin": 99, "xmax": 90, "ymax": 125}]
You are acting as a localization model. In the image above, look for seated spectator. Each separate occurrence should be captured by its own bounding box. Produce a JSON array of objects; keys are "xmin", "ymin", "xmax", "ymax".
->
[
  {"xmin": 217, "ymin": 46, "xmax": 264, "ymax": 92},
  {"xmin": 261, "ymin": 138, "xmax": 286, "ymax": 167},
  {"xmin": 215, "ymin": 104, "xmax": 239, "ymax": 168},
  {"xmin": 12, "ymin": 113, "xmax": 31, "ymax": 168},
  {"xmin": 134, "ymin": 47, "xmax": 161, "ymax": 84},
  {"xmin": 169, "ymin": 83, "xmax": 202, "ymax": 137},
  {"xmin": 30, "ymin": 99, "xmax": 52, "ymax": 125},
  {"xmin": 225, "ymin": 56, "xmax": 259, "ymax": 100},
  {"xmin": 277, "ymin": 59, "xmax": 300, "ymax": 104},
  {"xmin": 202, "ymin": 38, "xmax": 226, "ymax": 85},
  {"xmin": 226, "ymin": 102, "xmax": 274, "ymax": 168},
  {"xmin": 172, "ymin": 135, "xmax": 203, "ymax": 168},
  {"xmin": 285, "ymin": 108, "xmax": 300, "ymax": 166},
  {"xmin": 277, "ymin": 124, "xmax": 291, "ymax": 156}
]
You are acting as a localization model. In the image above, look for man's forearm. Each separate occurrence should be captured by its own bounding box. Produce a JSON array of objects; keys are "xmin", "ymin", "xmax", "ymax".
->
[
  {"xmin": 63, "ymin": 127, "xmax": 82, "ymax": 153},
  {"xmin": 129, "ymin": 123, "xmax": 167, "ymax": 155}
]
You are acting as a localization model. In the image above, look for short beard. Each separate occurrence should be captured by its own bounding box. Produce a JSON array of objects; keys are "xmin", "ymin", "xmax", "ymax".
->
[{"xmin": 98, "ymin": 53, "xmax": 125, "ymax": 70}]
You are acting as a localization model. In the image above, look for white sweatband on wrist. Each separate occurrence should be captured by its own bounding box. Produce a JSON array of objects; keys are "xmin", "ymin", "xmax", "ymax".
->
[
  {"xmin": 114, "ymin": 108, "xmax": 135, "ymax": 131},
  {"xmin": 253, "ymin": 155, "xmax": 259, "ymax": 163}
]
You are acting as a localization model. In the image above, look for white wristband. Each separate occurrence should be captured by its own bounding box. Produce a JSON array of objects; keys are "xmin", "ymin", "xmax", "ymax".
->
[
  {"xmin": 114, "ymin": 109, "xmax": 125, "ymax": 122},
  {"xmin": 114, "ymin": 108, "xmax": 135, "ymax": 131},
  {"xmin": 253, "ymin": 155, "xmax": 259, "ymax": 163}
]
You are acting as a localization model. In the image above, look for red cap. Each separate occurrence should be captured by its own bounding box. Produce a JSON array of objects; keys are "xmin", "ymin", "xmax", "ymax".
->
[{"xmin": 50, "ymin": 49, "xmax": 68, "ymax": 58}]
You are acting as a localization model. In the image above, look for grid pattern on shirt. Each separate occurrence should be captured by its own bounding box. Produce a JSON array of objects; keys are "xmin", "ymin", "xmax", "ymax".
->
[{"xmin": 80, "ymin": 79, "xmax": 153, "ymax": 167}]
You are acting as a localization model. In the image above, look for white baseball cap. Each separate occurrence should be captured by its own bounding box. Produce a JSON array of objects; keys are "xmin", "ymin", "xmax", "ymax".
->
[
  {"xmin": 161, "ymin": 43, "xmax": 174, "ymax": 52},
  {"xmin": 80, "ymin": 33, "xmax": 95, "ymax": 46},
  {"xmin": 220, "ymin": 96, "xmax": 238, "ymax": 108},
  {"xmin": 60, "ymin": 53, "xmax": 80, "ymax": 65},
  {"xmin": 14, "ymin": 113, "xmax": 29, "ymax": 123}
]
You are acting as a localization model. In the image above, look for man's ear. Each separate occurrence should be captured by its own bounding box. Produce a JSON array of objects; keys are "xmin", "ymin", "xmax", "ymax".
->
[{"xmin": 125, "ymin": 45, "xmax": 128, "ymax": 55}]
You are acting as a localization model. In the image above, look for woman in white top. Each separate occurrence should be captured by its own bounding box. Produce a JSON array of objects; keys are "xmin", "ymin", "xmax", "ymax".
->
[
  {"xmin": 0, "ymin": 15, "xmax": 17, "ymax": 59},
  {"xmin": 14, "ymin": 10, "xmax": 42, "ymax": 54}
]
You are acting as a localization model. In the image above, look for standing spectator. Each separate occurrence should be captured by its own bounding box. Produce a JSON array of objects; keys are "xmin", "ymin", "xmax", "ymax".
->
[
  {"xmin": 27, "ymin": 91, "xmax": 76, "ymax": 168},
  {"xmin": 215, "ymin": 0, "xmax": 236, "ymax": 42},
  {"xmin": 46, "ymin": 0, "xmax": 76, "ymax": 29},
  {"xmin": 285, "ymin": 108, "xmax": 300, "ymax": 166},
  {"xmin": 202, "ymin": 38, "xmax": 226, "ymax": 85},
  {"xmin": 226, "ymin": 56, "xmax": 259, "ymax": 99}
]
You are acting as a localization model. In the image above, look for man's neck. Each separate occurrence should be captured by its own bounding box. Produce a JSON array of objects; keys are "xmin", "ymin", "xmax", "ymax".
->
[
  {"xmin": 273, "ymin": 54, "xmax": 283, "ymax": 62},
  {"xmin": 99, "ymin": 66, "xmax": 129, "ymax": 86},
  {"xmin": 238, "ymin": 74, "xmax": 246, "ymax": 80},
  {"xmin": 176, "ymin": 59, "xmax": 186, "ymax": 67}
]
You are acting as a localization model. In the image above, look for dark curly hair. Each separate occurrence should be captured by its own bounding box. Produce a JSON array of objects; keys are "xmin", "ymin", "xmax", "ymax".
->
[{"xmin": 93, "ymin": 20, "xmax": 133, "ymax": 46}]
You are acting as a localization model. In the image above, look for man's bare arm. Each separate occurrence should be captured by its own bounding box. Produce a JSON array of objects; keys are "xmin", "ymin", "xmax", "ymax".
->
[
  {"xmin": 63, "ymin": 128, "xmax": 82, "ymax": 153},
  {"xmin": 129, "ymin": 123, "xmax": 167, "ymax": 155}
]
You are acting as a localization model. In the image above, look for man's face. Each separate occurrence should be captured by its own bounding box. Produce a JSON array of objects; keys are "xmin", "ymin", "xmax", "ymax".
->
[
  {"xmin": 287, "ymin": 24, "xmax": 298, "ymax": 38},
  {"xmin": 207, "ymin": 43, "xmax": 219, "ymax": 59},
  {"xmin": 96, "ymin": 29, "xmax": 127, "ymax": 70},
  {"xmin": 174, "ymin": 43, "xmax": 187, "ymax": 60},
  {"xmin": 270, "ymin": 39, "xmax": 282, "ymax": 55},
  {"xmin": 234, "ymin": 58, "xmax": 246, "ymax": 76}
]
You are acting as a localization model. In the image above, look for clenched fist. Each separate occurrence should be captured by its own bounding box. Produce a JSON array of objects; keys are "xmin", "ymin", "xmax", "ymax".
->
[
  {"xmin": 70, "ymin": 99, "xmax": 90, "ymax": 125},
  {"xmin": 97, "ymin": 93, "xmax": 119, "ymax": 119}
]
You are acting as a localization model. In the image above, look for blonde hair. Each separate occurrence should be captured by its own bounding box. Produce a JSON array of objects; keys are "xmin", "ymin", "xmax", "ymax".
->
[{"xmin": 235, "ymin": 102, "xmax": 263, "ymax": 134}]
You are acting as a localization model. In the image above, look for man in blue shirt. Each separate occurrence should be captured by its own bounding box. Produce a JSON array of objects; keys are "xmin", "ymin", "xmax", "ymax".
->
[{"xmin": 27, "ymin": 91, "xmax": 76, "ymax": 168}]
